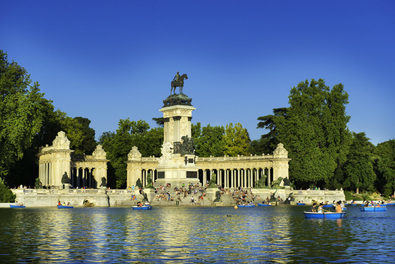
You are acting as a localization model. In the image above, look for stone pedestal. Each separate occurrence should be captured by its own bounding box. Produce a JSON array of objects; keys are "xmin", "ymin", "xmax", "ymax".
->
[
  {"xmin": 155, "ymin": 152, "xmax": 199, "ymax": 187},
  {"xmin": 155, "ymin": 100, "xmax": 199, "ymax": 186},
  {"xmin": 160, "ymin": 104, "xmax": 195, "ymax": 144}
]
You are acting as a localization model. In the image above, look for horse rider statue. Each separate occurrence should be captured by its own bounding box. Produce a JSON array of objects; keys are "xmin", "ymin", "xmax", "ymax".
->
[{"xmin": 171, "ymin": 72, "xmax": 188, "ymax": 95}]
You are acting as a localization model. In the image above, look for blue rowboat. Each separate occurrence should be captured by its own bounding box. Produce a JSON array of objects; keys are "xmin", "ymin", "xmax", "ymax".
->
[
  {"xmin": 346, "ymin": 203, "xmax": 359, "ymax": 206},
  {"xmin": 257, "ymin": 203, "xmax": 271, "ymax": 207},
  {"xmin": 57, "ymin": 205, "xmax": 74, "ymax": 209},
  {"xmin": 361, "ymin": 206, "xmax": 387, "ymax": 212},
  {"xmin": 238, "ymin": 204, "xmax": 256, "ymax": 208},
  {"xmin": 385, "ymin": 203, "xmax": 395, "ymax": 206},
  {"xmin": 297, "ymin": 203, "xmax": 305, "ymax": 206},
  {"xmin": 323, "ymin": 204, "xmax": 334, "ymax": 208},
  {"xmin": 132, "ymin": 205, "xmax": 152, "ymax": 210},
  {"xmin": 10, "ymin": 205, "xmax": 25, "ymax": 208},
  {"xmin": 304, "ymin": 212, "xmax": 345, "ymax": 219}
]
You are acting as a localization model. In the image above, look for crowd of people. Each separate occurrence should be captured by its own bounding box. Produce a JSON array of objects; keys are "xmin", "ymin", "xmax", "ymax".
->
[{"xmin": 152, "ymin": 183, "xmax": 207, "ymax": 204}]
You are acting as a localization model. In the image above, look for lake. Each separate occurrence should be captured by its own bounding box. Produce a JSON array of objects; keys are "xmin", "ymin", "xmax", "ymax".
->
[{"xmin": 0, "ymin": 206, "xmax": 394, "ymax": 263}]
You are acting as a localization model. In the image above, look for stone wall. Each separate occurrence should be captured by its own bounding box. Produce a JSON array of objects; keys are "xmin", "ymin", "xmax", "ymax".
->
[
  {"xmin": 12, "ymin": 188, "xmax": 344, "ymax": 207},
  {"xmin": 12, "ymin": 189, "xmax": 135, "ymax": 207}
]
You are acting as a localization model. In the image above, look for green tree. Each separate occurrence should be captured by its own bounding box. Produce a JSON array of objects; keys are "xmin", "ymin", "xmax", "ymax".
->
[
  {"xmin": 223, "ymin": 123, "xmax": 251, "ymax": 156},
  {"xmin": 253, "ymin": 107, "xmax": 287, "ymax": 154},
  {"xmin": 0, "ymin": 178, "xmax": 15, "ymax": 202},
  {"xmin": 265, "ymin": 79, "xmax": 351, "ymax": 189},
  {"xmin": 373, "ymin": 139, "xmax": 395, "ymax": 196},
  {"xmin": 100, "ymin": 118, "xmax": 163, "ymax": 188},
  {"xmin": 343, "ymin": 132, "xmax": 375, "ymax": 193},
  {"xmin": 100, "ymin": 120, "xmax": 133, "ymax": 189},
  {"xmin": 0, "ymin": 50, "xmax": 54, "ymax": 185},
  {"xmin": 192, "ymin": 123, "xmax": 226, "ymax": 157},
  {"xmin": 60, "ymin": 116, "xmax": 96, "ymax": 155}
]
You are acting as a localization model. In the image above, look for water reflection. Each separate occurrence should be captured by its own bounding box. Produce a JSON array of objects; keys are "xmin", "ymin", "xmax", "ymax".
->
[{"xmin": 0, "ymin": 206, "xmax": 393, "ymax": 263}]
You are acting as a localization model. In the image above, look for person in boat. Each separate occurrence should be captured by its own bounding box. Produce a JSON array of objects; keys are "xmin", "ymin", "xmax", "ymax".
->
[
  {"xmin": 335, "ymin": 201, "xmax": 342, "ymax": 213},
  {"xmin": 58, "ymin": 200, "xmax": 61, "ymax": 206},
  {"xmin": 311, "ymin": 202, "xmax": 318, "ymax": 212},
  {"xmin": 137, "ymin": 201, "xmax": 142, "ymax": 207},
  {"xmin": 317, "ymin": 203, "xmax": 324, "ymax": 213}
]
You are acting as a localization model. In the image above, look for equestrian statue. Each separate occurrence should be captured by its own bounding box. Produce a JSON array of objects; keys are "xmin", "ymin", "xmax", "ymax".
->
[{"xmin": 171, "ymin": 72, "xmax": 188, "ymax": 94}]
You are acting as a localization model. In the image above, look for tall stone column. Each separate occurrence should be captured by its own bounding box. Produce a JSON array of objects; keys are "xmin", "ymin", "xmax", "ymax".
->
[
  {"xmin": 203, "ymin": 170, "xmax": 207, "ymax": 186},
  {"xmin": 267, "ymin": 168, "xmax": 271, "ymax": 187},
  {"xmin": 237, "ymin": 169, "xmax": 240, "ymax": 188},
  {"xmin": 233, "ymin": 169, "xmax": 235, "ymax": 188},
  {"xmin": 246, "ymin": 169, "xmax": 252, "ymax": 188},
  {"xmin": 243, "ymin": 169, "xmax": 246, "ymax": 188},
  {"xmin": 225, "ymin": 170, "xmax": 228, "ymax": 188}
]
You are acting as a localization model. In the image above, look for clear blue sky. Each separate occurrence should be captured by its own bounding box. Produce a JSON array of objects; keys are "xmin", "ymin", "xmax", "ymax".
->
[{"xmin": 1, "ymin": 0, "xmax": 394, "ymax": 144}]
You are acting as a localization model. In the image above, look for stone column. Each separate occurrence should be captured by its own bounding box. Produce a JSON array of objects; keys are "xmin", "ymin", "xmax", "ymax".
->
[
  {"xmin": 225, "ymin": 170, "xmax": 228, "ymax": 188},
  {"xmin": 247, "ymin": 169, "xmax": 251, "ymax": 187},
  {"xmin": 243, "ymin": 169, "xmax": 246, "ymax": 188},
  {"xmin": 203, "ymin": 170, "xmax": 207, "ymax": 186},
  {"xmin": 233, "ymin": 169, "xmax": 236, "ymax": 188},
  {"xmin": 249, "ymin": 169, "xmax": 254, "ymax": 188},
  {"xmin": 237, "ymin": 169, "xmax": 240, "ymax": 188},
  {"xmin": 255, "ymin": 168, "xmax": 258, "ymax": 186},
  {"xmin": 267, "ymin": 168, "xmax": 271, "ymax": 187},
  {"xmin": 230, "ymin": 170, "xmax": 233, "ymax": 188}
]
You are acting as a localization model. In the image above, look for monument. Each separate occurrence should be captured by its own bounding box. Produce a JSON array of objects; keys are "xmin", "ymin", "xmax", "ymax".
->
[
  {"xmin": 127, "ymin": 73, "xmax": 291, "ymax": 189},
  {"xmin": 155, "ymin": 72, "xmax": 199, "ymax": 186}
]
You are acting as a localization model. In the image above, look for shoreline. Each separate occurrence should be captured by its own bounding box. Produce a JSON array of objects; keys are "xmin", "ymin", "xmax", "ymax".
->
[{"xmin": 9, "ymin": 188, "xmax": 346, "ymax": 208}]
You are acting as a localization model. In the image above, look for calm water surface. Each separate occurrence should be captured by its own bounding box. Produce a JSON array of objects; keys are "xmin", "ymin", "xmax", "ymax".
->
[{"xmin": 0, "ymin": 206, "xmax": 394, "ymax": 263}]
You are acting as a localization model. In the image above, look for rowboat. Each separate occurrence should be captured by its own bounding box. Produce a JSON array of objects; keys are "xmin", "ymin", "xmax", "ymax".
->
[
  {"xmin": 10, "ymin": 205, "xmax": 25, "ymax": 208},
  {"xmin": 132, "ymin": 205, "xmax": 152, "ymax": 210},
  {"xmin": 258, "ymin": 203, "xmax": 272, "ymax": 206},
  {"xmin": 361, "ymin": 206, "xmax": 387, "ymax": 212},
  {"xmin": 304, "ymin": 212, "xmax": 345, "ymax": 219},
  {"xmin": 296, "ymin": 203, "xmax": 305, "ymax": 206},
  {"xmin": 238, "ymin": 204, "xmax": 256, "ymax": 208},
  {"xmin": 57, "ymin": 205, "xmax": 74, "ymax": 209}
]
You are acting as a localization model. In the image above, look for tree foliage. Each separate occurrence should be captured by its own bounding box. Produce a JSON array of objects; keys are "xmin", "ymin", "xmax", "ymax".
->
[
  {"xmin": 0, "ymin": 50, "xmax": 97, "ymax": 188},
  {"xmin": 0, "ymin": 178, "xmax": 15, "ymax": 202},
  {"xmin": 258, "ymin": 79, "xmax": 351, "ymax": 189},
  {"xmin": 373, "ymin": 139, "xmax": 395, "ymax": 196},
  {"xmin": 223, "ymin": 123, "xmax": 251, "ymax": 156},
  {"xmin": 343, "ymin": 132, "xmax": 375, "ymax": 193},
  {"xmin": 192, "ymin": 123, "xmax": 226, "ymax": 157},
  {"xmin": 100, "ymin": 118, "xmax": 163, "ymax": 188},
  {"xmin": 60, "ymin": 116, "xmax": 96, "ymax": 155},
  {"xmin": 0, "ymin": 51, "xmax": 53, "ymax": 183},
  {"xmin": 252, "ymin": 107, "xmax": 287, "ymax": 154}
]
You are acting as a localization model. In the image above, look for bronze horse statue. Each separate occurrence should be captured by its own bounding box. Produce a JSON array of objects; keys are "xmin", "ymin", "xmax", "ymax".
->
[{"xmin": 171, "ymin": 73, "xmax": 188, "ymax": 94}]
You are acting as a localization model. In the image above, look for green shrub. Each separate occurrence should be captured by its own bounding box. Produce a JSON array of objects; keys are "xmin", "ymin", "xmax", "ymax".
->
[
  {"xmin": 34, "ymin": 177, "xmax": 42, "ymax": 189},
  {"xmin": 0, "ymin": 178, "xmax": 16, "ymax": 202}
]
